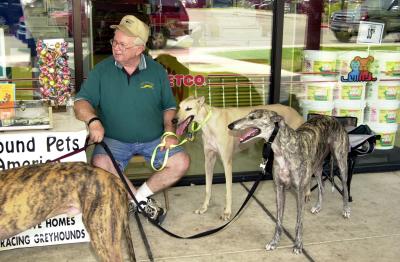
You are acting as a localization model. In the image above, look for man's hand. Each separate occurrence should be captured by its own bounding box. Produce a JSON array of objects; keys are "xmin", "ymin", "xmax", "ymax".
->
[
  {"xmin": 88, "ymin": 120, "xmax": 104, "ymax": 143},
  {"xmin": 160, "ymin": 135, "xmax": 179, "ymax": 151},
  {"xmin": 74, "ymin": 100, "xmax": 104, "ymax": 143}
]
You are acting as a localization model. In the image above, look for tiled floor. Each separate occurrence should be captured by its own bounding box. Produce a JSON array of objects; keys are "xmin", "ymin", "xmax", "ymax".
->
[{"xmin": 1, "ymin": 171, "xmax": 400, "ymax": 261}]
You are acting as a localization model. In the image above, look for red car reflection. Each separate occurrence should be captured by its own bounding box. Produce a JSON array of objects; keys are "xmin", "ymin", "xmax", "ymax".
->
[{"xmin": 49, "ymin": 0, "xmax": 190, "ymax": 50}]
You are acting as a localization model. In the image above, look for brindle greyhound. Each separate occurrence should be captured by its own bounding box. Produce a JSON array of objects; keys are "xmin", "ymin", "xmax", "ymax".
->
[
  {"xmin": 0, "ymin": 162, "xmax": 135, "ymax": 262},
  {"xmin": 228, "ymin": 110, "xmax": 350, "ymax": 254}
]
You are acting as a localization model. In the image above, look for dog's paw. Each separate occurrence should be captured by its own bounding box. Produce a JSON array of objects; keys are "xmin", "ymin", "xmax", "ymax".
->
[
  {"xmin": 194, "ymin": 206, "xmax": 208, "ymax": 214},
  {"xmin": 265, "ymin": 242, "xmax": 277, "ymax": 251},
  {"xmin": 342, "ymin": 207, "xmax": 351, "ymax": 218},
  {"xmin": 220, "ymin": 212, "xmax": 231, "ymax": 221},
  {"xmin": 310, "ymin": 205, "xmax": 321, "ymax": 214},
  {"xmin": 293, "ymin": 246, "xmax": 303, "ymax": 254}
]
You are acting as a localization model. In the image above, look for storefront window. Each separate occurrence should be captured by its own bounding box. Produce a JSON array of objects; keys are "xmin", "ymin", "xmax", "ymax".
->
[
  {"xmin": 2, "ymin": 1, "xmax": 399, "ymax": 176},
  {"xmin": 282, "ymin": 0, "xmax": 400, "ymax": 171},
  {"xmin": 0, "ymin": 0, "xmax": 76, "ymax": 100}
]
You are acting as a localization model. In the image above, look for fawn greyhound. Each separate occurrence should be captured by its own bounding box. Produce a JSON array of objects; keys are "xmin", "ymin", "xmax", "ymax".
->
[
  {"xmin": 0, "ymin": 162, "xmax": 135, "ymax": 262},
  {"xmin": 228, "ymin": 109, "xmax": 351, "ymax": 254},
  {"xmin": 176, "ymin": 96, "xmax": 304, "ymax": 220}
]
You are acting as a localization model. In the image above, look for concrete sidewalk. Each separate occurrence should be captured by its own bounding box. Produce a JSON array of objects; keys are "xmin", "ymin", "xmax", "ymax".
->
[{"xmin": 1, "ymin": 171, "xmax": 400, "ymax": 261}]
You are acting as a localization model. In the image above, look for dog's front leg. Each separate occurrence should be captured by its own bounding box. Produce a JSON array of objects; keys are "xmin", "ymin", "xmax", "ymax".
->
[
  {"xmin": 195, "ymin": 148, "xmax": 217, "ymax": 215},
  {"xmin": 221, "ymin": 155, "xmax": 233, "ymax": 221},
  {"xmin": 293, "ymin": 187, "xmax": 306, "ymax": 254},
  {"xmin": 266, "ymin": 183, "xmax": 286, "ymax": 251}
]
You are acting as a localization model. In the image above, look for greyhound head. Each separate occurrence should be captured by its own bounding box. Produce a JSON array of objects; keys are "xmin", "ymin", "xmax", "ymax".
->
[
  {"xmin": 228, "ymin": 109, "xmax": 282, "ymax": 143},
  {"xmin": 175, "ymin": 96, "xmax": 206, "ymax": 136}
]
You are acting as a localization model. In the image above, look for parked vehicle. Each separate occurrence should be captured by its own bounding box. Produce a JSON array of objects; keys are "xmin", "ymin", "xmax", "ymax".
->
[
  {"xmin": 0, "ymin": 0, "xmax": 23, "ymax": 33},
  {"xmin": 92, "ymin": 0, "xmax": 190, "ymax": 51},
  {"xmin": 329, "ymin": 0, "xmax": 400, "ymax": 42}
]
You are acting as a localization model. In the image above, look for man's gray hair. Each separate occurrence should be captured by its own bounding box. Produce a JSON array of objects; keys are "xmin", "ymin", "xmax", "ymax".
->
[{"xmin": 134, "ymin": 37, "xmax": 146, "ymax": 46}]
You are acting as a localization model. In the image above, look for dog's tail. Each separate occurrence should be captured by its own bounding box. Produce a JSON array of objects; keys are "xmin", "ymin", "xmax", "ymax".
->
[{"xmin": 124, "ymin": 214, "xmax": 136, "ymax": 262}]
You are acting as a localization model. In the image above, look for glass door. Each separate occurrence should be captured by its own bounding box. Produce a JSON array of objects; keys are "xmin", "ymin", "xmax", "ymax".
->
[{"xmin": 281, "ymin": 0, "xmax": 400, "ymax": 171}]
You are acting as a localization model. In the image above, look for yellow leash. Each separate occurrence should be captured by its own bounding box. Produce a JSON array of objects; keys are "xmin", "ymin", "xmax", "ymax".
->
[
  {"xmin": 150, "ymin": 132, "xmax": 186, "ymax": 171},
  {"xmin": 189, "ymin": 109, "xmax": 212, "ymax": 133},
  {"xmin": 150, "ymin": 110, "xmax": 212, "ymax": 171}
]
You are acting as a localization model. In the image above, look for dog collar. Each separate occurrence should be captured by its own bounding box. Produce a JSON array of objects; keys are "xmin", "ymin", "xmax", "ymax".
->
[
  {"xmin": 190, "ymin": 109, "xmax": 212, "ymax": 132},
  {"xmin": 262, "ymin": 122, "xmax": 280, "ymax": 160},
  {"xmin": 268, "ymin": 122, "xmax": 280, "ymax": 143}
]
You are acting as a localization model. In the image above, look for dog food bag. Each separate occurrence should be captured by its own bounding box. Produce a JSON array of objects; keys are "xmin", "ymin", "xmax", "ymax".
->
[
  {"xmin": 366, "ymin": 81, "xmax": 400, "ymax": 101},
  {"xmin": 365, "ymin": 100, "xmax": 400, "ymax": 124},
  {"xmin": 303, "ymin": 50, "xmax": 337, "ymax": 76},
  {"xmin": 334, "ymin": 100, "xmax": 366, "ymax": 125},
  {"xmin": 301, "ymin": 75, "xmax": 336, "ymax": 101},
  {"xmin": 367, "ymin": 122, "xmax": 398, "ymax": 150},
  {"xmin": 370, "ymin": 51, "xmax": 400, "ymax": 80},
  {"xmin": 300, "ymin": 100, "xmax": 334, "ymax": 120},
  {"xmin": 335, "ymin": 82, "xmax": 366, "ymax": 101}
]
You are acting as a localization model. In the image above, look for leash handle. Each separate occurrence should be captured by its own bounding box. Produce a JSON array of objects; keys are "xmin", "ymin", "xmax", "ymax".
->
[
  {"xmin": 150, "ymin": 132, "xmax": 187, "ymax": 171},
  {"xmin": 150, "ymin": 111, "xmax": 213, "ymax": 171}
]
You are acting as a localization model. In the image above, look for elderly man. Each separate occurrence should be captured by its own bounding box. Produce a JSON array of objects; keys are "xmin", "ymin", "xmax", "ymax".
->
[{"xmin": 74, "ymin": 15, "xmax": 190, "ymax": 224}]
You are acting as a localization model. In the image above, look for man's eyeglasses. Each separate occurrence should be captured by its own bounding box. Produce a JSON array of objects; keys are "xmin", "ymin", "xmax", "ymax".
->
[{"xmin": 109, "ymin": 39, "xmax": 135, "ymax": 51}]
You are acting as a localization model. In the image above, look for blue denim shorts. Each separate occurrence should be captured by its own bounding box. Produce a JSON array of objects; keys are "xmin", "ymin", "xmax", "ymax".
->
[{"xmin": 92, "ymin": 136, "xmax": 184, "ymax": 171}]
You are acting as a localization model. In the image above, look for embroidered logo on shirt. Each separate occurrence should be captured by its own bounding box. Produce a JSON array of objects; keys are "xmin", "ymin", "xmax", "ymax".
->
[{"xmin": 140, "ymin": 82, "xmax": 154, "ymax": 89}]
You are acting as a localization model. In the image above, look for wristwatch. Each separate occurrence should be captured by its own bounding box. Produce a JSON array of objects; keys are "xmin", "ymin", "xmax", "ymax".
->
[{"xmin": 87, "ymin": 117, "xmax": 101, "ymax": 127}]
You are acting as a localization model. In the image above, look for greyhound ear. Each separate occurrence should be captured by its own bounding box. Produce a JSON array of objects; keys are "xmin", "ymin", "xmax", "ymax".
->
[
  {"xmin": 367, "ymin": 55, "xmax": 374, "ymax": 62},
  {"xmin": 197, "ymin": 96, "xmax": 205, "ymax": 105},
  {"xmin": 271, "ymin": 114, "xmax": 283, "ymax": 123},
  {"xmin": 354, "ymin": 56, "xmax": 361, "ymax": 62}
]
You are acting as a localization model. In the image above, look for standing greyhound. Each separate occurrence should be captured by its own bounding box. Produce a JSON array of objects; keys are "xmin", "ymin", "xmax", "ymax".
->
[
  {"xmin": 228, "ymin": 109, "xmax": 350, "ymax": 254},
  {"xmin": 176, "ymin": 96, "xmax": 304, "ymax": 220},
  {"xmin": 0, "ymin": 162, "xmax": 135, "ymax": 262}
]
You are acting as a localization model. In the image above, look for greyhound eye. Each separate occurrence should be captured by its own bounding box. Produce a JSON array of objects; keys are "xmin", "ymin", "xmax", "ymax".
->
[
  {"xmin": 249, "ymin": 115, "xmax": 255, "ymax": 120},
  {"xmin": 185, "ymin": 107, "xmax": 192, "ymax": 111}
]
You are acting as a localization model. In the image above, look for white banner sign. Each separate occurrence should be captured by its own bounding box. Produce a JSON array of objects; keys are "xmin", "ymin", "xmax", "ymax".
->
[
  {"xmin": 0, "ymin": 129, "xmax": 91, "ymax": 251},
  {"xmin": 0, "ymin": 130, "xmax": 87, "ymax": 169},
  {"xmin": 0, "ymin": 214, "xmax": 90, "ymax": 251}
]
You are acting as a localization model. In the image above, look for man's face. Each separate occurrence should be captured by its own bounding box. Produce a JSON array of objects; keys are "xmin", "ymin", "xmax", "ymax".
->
[{"xmin": 111, "ymin": 30, "xmax": 144, "ymax": 65}]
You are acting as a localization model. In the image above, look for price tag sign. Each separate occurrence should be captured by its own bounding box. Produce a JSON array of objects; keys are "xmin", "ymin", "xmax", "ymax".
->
[{"xmin": 357, "ymin": 21, "xmax": 385, "ymax": 44}]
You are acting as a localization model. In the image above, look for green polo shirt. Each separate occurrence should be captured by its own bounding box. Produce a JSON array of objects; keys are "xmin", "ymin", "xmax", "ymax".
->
[{"xmin": 76, "ymin": 55, "xmax": 176, "ymax": 143}]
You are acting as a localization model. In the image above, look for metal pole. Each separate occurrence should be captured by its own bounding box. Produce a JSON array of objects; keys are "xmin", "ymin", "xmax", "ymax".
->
[
  {"xmin": 269, "ymin": 0, "xmax": 284, "ymax": 104},
  {"xmin": 73, "ymin": 0, "xmax": 83, "ymax": 92}
]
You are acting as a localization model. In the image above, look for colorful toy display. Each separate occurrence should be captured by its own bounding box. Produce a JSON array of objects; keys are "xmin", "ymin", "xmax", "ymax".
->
[{"xmin": 36, "ymin": 40, "xmax": 71, "ymax": 106}]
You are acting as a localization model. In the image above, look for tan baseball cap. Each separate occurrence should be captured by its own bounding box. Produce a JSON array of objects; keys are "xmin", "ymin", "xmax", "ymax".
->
[{"xmin": 110, "ymin": 15, "xmax": 150, "ymax": 44}]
